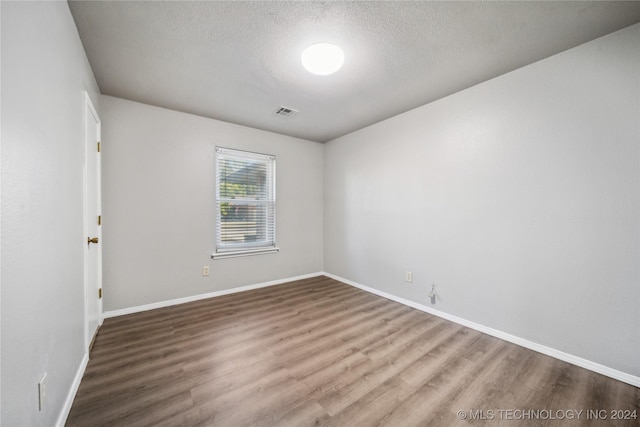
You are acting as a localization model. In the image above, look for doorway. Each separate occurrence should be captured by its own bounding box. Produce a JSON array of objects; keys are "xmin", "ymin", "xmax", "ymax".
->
[{"xmin": 83, "ymin": 92, "xmax": 102, "ymax": 352}]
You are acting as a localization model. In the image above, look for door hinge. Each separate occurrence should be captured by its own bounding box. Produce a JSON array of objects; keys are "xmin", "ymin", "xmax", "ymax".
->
[
  {"xmin": 97, "ymin": 215, "xmax": 102, "ymax": 226},
  {"xmin": 98, "ymin": 288, "xmax": 103, "ymax": 299},
  {"xmin": 97, "ymin": 141, "xmax": 101, "ymax": 152}
]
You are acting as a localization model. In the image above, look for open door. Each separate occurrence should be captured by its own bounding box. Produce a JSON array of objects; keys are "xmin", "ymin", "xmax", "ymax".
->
[{"xmin": 83, "ymin": 92, "xmax": 102, "ymax": 353}]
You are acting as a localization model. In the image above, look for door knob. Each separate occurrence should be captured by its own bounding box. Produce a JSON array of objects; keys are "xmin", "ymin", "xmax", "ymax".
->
[{"xmin": 87, "ymin": 237, "xmax": 99, "ymax": 245}]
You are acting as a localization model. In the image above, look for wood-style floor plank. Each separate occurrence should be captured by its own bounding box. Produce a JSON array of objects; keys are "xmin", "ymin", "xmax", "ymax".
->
[{"xmin": 66, "ymin": 276, "xmax": 640, "ymax": 426}]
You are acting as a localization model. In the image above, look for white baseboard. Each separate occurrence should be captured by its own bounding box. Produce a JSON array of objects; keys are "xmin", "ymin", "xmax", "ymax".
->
[
  {"xmin": 56, "ymin": 352, "xmax": 89, "ymax": 427},
  {"xmin": 322, "ymin": 272, "xmax": 640, "ymax": 388},
  {"xmin": 102, "ymin": 270, "xmax": 639, "ymax": 388},
  {"xmin": 103, "ymin": 272, "xmax": 324, "ymax": 319}
]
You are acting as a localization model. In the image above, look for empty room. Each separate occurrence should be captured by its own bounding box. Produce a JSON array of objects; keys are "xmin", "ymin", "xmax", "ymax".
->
[{"xmin": 1, "ymin": 1, "xmax": 639, "ymax": 426}]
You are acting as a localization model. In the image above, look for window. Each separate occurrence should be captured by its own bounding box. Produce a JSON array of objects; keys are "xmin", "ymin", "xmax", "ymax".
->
[{"xmin": 213, "ymin": 147, "xmax": 277, "ymax": 259}]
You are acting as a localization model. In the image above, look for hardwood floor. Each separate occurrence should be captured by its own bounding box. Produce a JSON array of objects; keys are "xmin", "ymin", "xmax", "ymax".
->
[{"xmin": 67, "ymin": 276, "xmax": 639, "ymax": 426}]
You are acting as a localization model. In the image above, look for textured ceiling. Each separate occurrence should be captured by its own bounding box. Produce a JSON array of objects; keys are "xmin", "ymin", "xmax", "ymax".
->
[{"xmin": 69, "ymin": 1, "xmax": 640, "ymax": 143}]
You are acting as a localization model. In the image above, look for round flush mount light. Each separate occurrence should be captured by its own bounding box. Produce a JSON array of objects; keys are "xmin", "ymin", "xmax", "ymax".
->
[{"xmin": 301, "ymin": 43, "xmax": 344, "ymax": 75}]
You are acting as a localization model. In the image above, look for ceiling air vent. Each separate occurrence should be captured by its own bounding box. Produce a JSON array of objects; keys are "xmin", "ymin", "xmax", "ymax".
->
[{"xmin": 274, "ymin": 106, "xmax": 299, "ymax": 117}]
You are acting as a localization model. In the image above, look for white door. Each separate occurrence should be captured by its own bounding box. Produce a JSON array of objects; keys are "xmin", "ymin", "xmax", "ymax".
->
[{"xmin": 83, "ymin": 92, "xmax": 102, "ymax": 351}]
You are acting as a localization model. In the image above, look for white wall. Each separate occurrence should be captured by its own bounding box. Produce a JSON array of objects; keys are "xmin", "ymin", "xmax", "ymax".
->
[
  {"xmin": 1, "ymin": 2, "xmax": 100, "ymax": 426},
  {"xmin": 100, "ymin": 96, "xmax": 324, "ymax": 312},
  {"xmin": 324, "ymin": 24, "xmax": 639, "ymax": 378}
]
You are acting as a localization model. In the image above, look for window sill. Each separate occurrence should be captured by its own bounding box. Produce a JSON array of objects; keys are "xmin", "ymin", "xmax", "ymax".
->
[{"xmin": 211, "ymin": 247, "xmax": 279, "ymax": 260}]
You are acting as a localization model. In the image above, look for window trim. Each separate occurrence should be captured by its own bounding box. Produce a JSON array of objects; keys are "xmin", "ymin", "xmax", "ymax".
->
[
  {"xmin": 211, "ymin": 247, "xmax": 279, "ymax": 260},
  {"xmin": 212, "ymin": 147, "xmax": 278, "ymax": 260}
]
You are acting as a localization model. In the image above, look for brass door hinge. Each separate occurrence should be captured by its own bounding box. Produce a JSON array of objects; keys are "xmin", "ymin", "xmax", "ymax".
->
[
  {"xmin": 98, "ymin": 288, "xmax": 103, "ymax": 299},
  {"xmin": 98, "ymin": 215, "xmax": 102, "ymax": 226},
  {"xmin": 97, "ymin": 141, "xmax": 101, "ymax": 152}
]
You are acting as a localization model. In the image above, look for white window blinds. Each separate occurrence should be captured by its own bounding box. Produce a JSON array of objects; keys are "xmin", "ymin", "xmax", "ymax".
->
[{"xmin": 215, "ymin": 147, "xmax": 276, "ymax": 255}]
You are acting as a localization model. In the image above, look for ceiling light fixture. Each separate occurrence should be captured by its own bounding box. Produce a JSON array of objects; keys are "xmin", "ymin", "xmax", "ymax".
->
[{"xmin": 301, "ymin": 43, "xmax": 344, "ymax": 75}]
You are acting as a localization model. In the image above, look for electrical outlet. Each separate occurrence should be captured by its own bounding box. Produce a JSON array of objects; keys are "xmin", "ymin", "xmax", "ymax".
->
[
  {"xmin": 202, "ymin": 266, "xmax": 210, "ymax": 276},
  {"xmin": 38, "ymin": 373, "xmax": 47, "ymax": 411},
  {"xmin": 405, "ymin": 271, "xmax": 413, "ymax": 283}
]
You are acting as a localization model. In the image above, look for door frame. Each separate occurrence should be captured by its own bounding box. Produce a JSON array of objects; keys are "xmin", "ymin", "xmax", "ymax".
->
[{"xmin": 82, "ymin": 91, "xmax": 103, "ymax": 352}]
